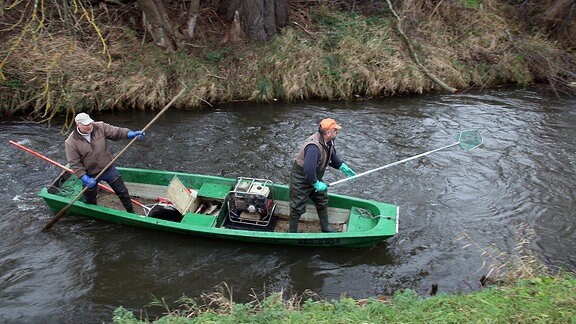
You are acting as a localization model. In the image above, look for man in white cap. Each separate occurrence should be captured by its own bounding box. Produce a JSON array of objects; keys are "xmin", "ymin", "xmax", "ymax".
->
[
  {"xmin": 65, "ymin": 112, "xmax": 145, "ymax": 213},
  {"xmin": 288, "ymin": 118, "xmax": 357, "ymax": 233}
]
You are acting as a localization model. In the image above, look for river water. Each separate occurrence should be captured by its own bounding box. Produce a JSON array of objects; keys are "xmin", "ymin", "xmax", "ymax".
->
[{"xmin": 1, "ymin": 88, "xmax": 575, "ymax": 322}]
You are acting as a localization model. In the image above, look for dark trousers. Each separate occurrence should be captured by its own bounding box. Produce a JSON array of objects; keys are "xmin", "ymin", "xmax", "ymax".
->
[
  {"xmin": 289, "ymin": 163, "xmax": 328, "ymax": 218},
  {"xmin": 83, "ymin": 166, "xmax": 134, "ymax": 213}
]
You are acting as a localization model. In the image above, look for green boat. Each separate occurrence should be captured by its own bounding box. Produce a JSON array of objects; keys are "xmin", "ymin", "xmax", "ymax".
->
[{"xmin": 40, "ymin": 167, "xmax": 399, "ymax": 247}]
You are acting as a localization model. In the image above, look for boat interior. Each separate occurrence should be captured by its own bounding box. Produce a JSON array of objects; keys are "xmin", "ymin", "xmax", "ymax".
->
[
  {"xmin": 47, "ymin": 172, "xmax": 367, "ymax": 233},
  {"xmin": 122, "ymin": 176, "xmax": 352, "ymax": 233}
]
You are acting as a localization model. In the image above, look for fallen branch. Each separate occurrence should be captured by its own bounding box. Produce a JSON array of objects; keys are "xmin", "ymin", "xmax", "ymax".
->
[
  {"xmin": 504, "ymin": 29, "xmax": 576, "ymax": 97},
  {"xmin": 193, "ymin": 93, "xmax": 213, "ymax": 107},
  {"xmin": 386, "ymin": 0, "xmax": 457, "ymax": 93},
  {"xmin": 293, "ymin": 22, "xmax": 315, "ymax": 37}
]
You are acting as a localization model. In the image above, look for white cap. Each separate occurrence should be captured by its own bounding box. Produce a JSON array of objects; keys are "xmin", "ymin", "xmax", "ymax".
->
[{"xmin": 75, "ymin": 113, "xmax": 94, "ymax": 126}]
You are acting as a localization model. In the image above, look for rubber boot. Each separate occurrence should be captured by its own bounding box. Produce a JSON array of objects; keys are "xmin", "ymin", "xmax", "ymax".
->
[
  {"xmin": 109, "ymin": 176, "xmax": 134, "ymax": 213},
  {"xmin": 289, "ymin": 214, "xmax": 300, "ymax": 233},
  {"xmin": 318, "ymin": 209, "xmax": 337, "ymax": 233},
  {"xmin": 83, "ymin": 186, "xmax": 98, "ymax": 205},
  {"xmin": 124, "ymin": 203, "xmax": 135, "ymax": 214}
]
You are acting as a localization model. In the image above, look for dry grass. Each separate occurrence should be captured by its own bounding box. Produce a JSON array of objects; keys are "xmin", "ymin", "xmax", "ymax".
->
[
  {"xmin": 457, "ymin": 223, "xmax": 548, "ymax": 287},
  {"xmin": 141, "ymin": 281, "xmax": 317, "ymax": 320},
  {"xmin": 1, "ymin": 0, "xmax": 574, "ymax": 117}
]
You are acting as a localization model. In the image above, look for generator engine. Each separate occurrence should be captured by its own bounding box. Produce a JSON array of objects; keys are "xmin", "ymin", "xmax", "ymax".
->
[
  {"xmin": 237, "ymin": 193, "xmax": 272, "ymax": 216},
  {"xmin": 229, "ymin": 178, "xmax": 275, "ymax": 224}
]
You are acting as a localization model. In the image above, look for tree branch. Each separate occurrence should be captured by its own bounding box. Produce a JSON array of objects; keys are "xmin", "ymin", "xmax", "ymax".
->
[{"xmin": 386, "ymin": 0, "xmax": 457, "ymax": 93}]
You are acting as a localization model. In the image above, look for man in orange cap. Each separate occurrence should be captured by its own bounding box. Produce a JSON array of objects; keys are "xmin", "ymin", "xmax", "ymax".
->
[{"xmin": 288, "ymin": 118, "xmax": 356, "ymax": 232}]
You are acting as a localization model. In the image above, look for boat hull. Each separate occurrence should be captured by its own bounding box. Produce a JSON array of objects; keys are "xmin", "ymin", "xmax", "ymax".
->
[{"xmin": 40, "ymin": 167, "xmax": 399, "ymax": 247}]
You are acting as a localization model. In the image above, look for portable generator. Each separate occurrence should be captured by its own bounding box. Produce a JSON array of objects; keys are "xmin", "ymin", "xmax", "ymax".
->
[{"xmin": 228, "ymin": 177, "xmax": 276, "ymax": 226}]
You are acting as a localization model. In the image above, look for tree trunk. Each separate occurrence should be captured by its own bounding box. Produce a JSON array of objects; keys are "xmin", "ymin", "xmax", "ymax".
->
[
  {"xmin": 137, "ymin": 0, "xmax": 178, "ymax": 50},
  {"xmin": 218, "ymin": 0, "xmax": 288, "ymax": 41},
  {"xmin": 185, "ymin": 0, "xmax": 201, "ymax": 41}
]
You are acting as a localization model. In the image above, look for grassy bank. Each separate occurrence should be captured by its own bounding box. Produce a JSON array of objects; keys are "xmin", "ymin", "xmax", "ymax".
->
[
  {"xmin": 1, "ymin": 1, "xmax": 574, "ymax": 121},
  {"xmin": 110, "ymin": 226, "xmax": 574, "ymax": 323},
  {"xmin": 112, "ymin": 274, "xmax": 575, "ymax": 323}
]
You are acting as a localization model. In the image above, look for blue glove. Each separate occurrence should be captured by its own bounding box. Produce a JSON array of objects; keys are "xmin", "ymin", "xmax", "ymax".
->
[
  {"xmin": 127, "ymin": 130, "xmax": 145, "ymax": 140},
  {"xmin": 312, "ymin": 180, "xmax": 328, "ymax": 192},
  {"xmin": 81, "ymin": 174, "xmax": 97, "ymax": 189},
  {"xmin": 339, "ymin": 162, "xmax": 356, "ymax": 178}
]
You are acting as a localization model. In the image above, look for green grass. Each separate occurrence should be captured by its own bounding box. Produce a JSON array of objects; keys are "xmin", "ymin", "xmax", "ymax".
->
[{"xmin": 112, "ymin": 274, "xmax": 576, "ymax": 323}]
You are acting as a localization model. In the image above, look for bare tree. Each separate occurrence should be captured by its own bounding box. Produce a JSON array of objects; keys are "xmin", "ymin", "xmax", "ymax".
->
[
  {"xmin": 136, "ymin": 0, "xmax": 202, "ymax": 50},
  {"xmin": 216, "ymin": 0, "xmax": 289, "ymax": 41},
  {"xmin": 186, "ymin": 0, "xmax": 201, "ymax": 41},
  {"xmin": 136, "ymin": 0, "xmax": 287, "ymax": 49},
  {"xmin": 137, "ymin": 0, "xmax": 181, "ymax": 50},
  {"xmin": 543, "ymin": 0, "xmax": 576, "ymax": 49}
]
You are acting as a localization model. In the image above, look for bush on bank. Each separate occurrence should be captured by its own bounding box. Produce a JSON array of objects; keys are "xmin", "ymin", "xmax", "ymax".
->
[{"xmin": 112, "ymin": 274, "xmax": 575, "ymax": 323}]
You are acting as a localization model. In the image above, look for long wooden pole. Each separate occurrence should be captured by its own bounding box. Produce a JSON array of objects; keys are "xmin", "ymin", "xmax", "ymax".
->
[{"xmin": 43, "ymin": 87, "xmax": 187, "ymax": 230}]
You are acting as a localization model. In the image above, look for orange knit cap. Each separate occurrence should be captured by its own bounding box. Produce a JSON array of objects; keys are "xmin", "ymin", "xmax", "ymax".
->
[{"xmin": 319, "ymin": 118, "xmax": 342, "ymax": 131}]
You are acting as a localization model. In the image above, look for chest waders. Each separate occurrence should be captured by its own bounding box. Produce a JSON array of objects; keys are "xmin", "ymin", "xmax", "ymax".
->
[{"xmin": 288, "ymin": 163, "xmax": 337, "ymax": 233}]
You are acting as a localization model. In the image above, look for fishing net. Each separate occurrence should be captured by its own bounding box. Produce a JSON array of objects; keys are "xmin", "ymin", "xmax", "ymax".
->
[{"xmin": 456, "ymin": 130, "xmax": 483, "ymax": 151}]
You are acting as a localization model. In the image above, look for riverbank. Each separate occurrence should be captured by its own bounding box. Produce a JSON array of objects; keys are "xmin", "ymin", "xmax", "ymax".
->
[
  {"xmin": 1, "ymin": 1, "xmax": 575, "ymax": 121},
  {"xmin": 108, "ymin": 211, "xmax": 575, "ymax": 323},
  {"xmin": 112, "ymin": 274, "xmax": 575, "ymax": 323}
]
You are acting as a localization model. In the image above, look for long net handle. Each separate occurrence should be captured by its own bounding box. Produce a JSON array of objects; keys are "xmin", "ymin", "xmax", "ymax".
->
[
  {"xmin": 330, "ymin": 130, "xmax": 483, "ymax": 187},
  {"xmin": 330, "ymin": 142, "xmax": 459, "ymax": 187}
]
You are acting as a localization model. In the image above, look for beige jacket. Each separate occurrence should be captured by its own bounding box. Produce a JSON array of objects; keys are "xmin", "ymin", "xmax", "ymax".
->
[{"xmin": 65, "ymin": 121, "xmax": 130, "ymax": 178}]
